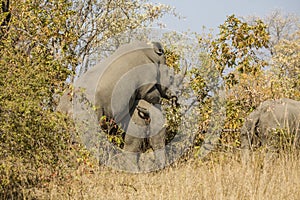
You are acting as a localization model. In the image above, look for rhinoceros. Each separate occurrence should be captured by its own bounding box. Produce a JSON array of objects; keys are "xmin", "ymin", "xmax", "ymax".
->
[
  {"xmin": 240, "ymin": 98, "xmax": 300, "ymax": 160},
  {"xmin": 70, "ymin": 41, "xmax": 185, "ymax": 122},
  {"xmin": 57, "ymin": 41, "xmax": 186, "ymax": 170},
  {"xmin": 121, "ymin": 99, "xmax": 166, "ymax": 171}
]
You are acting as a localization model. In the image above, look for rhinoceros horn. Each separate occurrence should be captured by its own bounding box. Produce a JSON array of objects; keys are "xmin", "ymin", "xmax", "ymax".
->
[{"xmin": 176, "ymin": 59, "xmax": 188, "ymax": 85}]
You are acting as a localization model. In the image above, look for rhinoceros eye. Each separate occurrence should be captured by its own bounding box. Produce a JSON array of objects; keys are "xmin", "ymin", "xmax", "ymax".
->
[
  {"xmin": 155, "ymin": 48, "xmax": 164, "ymax": 56},
  {"xmin": 152, "ymin": 42, "xmax": 164, "ymax": 56}
]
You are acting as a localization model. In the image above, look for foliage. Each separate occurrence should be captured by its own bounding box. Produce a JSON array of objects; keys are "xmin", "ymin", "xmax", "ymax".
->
[
  {"xmin": 0, "ymin": 0, "xmax": 81, "ymax": 197},
  {"xmin": 212, "ymin": 15, "xmax": 270, "ymax": 147},
  {"xmin": 189, "ymin": 15, "xmax": 272, "ymax": 150},
  {"xmin": 99, "ymin": 115, "xmax": 125, "ymax": 149},
  {"xmin": 257, "ymin": 10, "xmax": 300, "ymax": 99},
  {"xmin": 201, "ymin": 13, "xmax": 300, "ymax": 150},
  {"xmin": 211, "ymin": 15, "xmax": 269, "ymax": 78},
  {"xmin": 270, "ymin": 29, "xmax": 300, "ymax": 99},
  {"xmin": 264, "ymin": 10, "xmax": 299, "ymax": 49}
]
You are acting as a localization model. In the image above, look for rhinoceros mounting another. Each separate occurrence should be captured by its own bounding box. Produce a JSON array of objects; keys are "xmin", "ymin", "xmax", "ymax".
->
[{"xmin": 57, "ymin": 41, "xmax": 186, "ymax": 171}]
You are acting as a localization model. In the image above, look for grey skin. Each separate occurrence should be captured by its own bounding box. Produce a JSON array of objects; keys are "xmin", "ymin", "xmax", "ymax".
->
[
  {"xmin": 240, "ymin": 98, "xmax": 300, "ymax": 161},
  {"xmin": 57, "ymin": 41, "xmax": 186, "ymax": 169},
  {"xmin": 124, "ymin": 99, "xmax": 166, "ymax": 171}
]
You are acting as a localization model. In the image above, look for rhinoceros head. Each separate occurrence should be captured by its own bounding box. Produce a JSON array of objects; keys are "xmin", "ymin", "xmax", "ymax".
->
[{"xmin": 157, "ymin": 59, "xmax": 187, "ymax": 101}]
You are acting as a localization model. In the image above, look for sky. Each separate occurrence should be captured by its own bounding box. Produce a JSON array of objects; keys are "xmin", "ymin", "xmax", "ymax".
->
[{"xmin": 151, "ymin": 0, "xmax": 300, "ymax": 33}]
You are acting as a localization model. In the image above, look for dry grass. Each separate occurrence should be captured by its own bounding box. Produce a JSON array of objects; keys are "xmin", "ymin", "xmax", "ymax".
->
[{"xmin": 26, "ymin": 151, "xmax": 300, "ymax": 200}]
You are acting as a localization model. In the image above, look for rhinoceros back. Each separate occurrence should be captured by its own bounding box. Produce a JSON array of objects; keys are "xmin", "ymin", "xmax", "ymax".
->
[{"xmin": 93, "ymin": 41, "xmax": 165, "ymax": 121}]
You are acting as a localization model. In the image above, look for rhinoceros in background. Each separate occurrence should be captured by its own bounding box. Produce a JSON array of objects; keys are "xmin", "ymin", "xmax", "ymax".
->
[
  {"xmin": 57, "ymin": 41, "xmax": 186, "ymax": 170},
  {"xmin": 240, "ymin": 98, "xmax": 300, "ymax": 161}
]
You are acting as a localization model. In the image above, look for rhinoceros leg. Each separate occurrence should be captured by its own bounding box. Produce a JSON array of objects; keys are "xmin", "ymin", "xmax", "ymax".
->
[
  {"xmin": 147, "ymin": 103, "xmax": 166, "ymax": 169},
  {"xmin": 240, "ymin": 122, "xmax": 251, "ymax": 164},
  {"xmin": 123, "ymin": 134, "xmax": 144, "ymax": 171},
  {"xmin": 122, "ymin": 100, "xmax": 150, "ymax": 171},
  {"xmin": 149, "ymin": 127, "xmax": 166, "ymax": 169},
  {"xmin": 240, "ymin": 109, "xmax": 261, "ymax": 164}
]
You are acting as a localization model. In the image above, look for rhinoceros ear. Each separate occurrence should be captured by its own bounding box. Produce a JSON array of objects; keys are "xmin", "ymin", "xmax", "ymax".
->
[{"xmin": 151, "ymin": 42, "xmax": 164, "ymax": 56}]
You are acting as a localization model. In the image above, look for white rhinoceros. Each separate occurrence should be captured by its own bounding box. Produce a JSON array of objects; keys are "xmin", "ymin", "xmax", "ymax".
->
[
  {"xmin": 57, "ymin": 41, "xmax": 186, "ymax": 171},
  {"xmin": 240, "ymin": 98, "xmax": 300, "ymax": 160}
]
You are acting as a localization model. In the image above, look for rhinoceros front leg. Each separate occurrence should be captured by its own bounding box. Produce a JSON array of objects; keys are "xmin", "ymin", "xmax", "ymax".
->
[
  {"xmin": 240, "ymin": 109, "xmax": 261, "ymax": 164},
  {"xmin": 149, "ymin": 126, "xmax": 166, "ymax": 169},
  {"xmin": 123, "ymin": 134, "xmax": 144, "ymax": 172},
  {"xmin": 145, "ymin": 103, "xmax": 166, "ymax": 169},
  {"xmin": 240, "ymin": 121, "xmax": 251, "ymax": 164},
  {"xmin": 122, "ymin": 100, "xmax": 150, "ymax": 172}
]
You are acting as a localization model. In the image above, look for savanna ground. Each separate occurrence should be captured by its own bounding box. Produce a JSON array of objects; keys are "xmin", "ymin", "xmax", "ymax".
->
[{"xmin": 22, "ymin": 151, "xmax": 300, "ymax": 200}]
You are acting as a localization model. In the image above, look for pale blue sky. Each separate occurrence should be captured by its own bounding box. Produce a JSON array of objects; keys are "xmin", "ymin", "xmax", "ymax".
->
[{"xmin": 151, "ymin": 0, "xmax": 300, "ymax": 33}]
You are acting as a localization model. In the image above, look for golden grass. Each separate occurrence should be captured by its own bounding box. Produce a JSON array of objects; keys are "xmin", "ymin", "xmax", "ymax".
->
[{"xmin": 27, "ymin": 151, "xmax": 300, "ymax": 200}]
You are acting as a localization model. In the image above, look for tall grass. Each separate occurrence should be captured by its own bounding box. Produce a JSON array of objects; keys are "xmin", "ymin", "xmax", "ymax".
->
[{"xmin": 25, "ymin": 151, "xmax": 299, "ymax": 200}]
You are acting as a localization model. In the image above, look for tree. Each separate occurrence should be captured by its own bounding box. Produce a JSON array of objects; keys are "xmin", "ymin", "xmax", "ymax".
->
[
  {"xmin": 264, "ymin": 10, "xmax": 299, "ymax": 52},
  {"xmin": 0, "ymin": 0, "xmax": 82, "ymax": 196},
  {"xmin": 204, "ymin": 15, "xmax": 270, "ymax": 148},
  {"xmin": 205, "ymin": 13, "xmax": 299, "ymax": 149},
  {"xmin": 210, "ymin": 15, "xmax": 269, "ymax": 79},
  {"xmin": 264, "ymin": 11, "xmax": 300, "ymax": 99}
]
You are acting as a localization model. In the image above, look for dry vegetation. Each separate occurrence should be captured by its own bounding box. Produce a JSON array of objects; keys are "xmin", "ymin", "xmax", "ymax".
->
[{"xmin": 26, "ymin": 151, "xmax": 300, "ymax": 200}]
